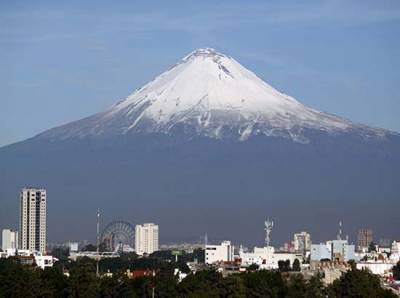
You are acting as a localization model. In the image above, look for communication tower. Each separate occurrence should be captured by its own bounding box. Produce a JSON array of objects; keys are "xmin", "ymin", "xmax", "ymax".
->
[{"xmin": 264, "ymin": 218, "xmax": 274, "ymax": 246}]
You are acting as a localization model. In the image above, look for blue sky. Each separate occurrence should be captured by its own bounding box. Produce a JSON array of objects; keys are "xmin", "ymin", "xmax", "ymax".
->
[{"xmin": 1, "ymin": 0, "xmax": 400, "ymax": 146}]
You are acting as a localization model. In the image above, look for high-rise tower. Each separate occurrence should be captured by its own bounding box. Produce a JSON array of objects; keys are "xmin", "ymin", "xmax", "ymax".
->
[
  {"xmin": 135, "ymin": 223, "xmax": 159, "ymax": 255},
  {"xmin": 357, "ymin": 229, "xmax": 373, "ymax": 252},
  {"xmin": 19, "ymin": 187, "xmax": 47, "ymax": 253}
]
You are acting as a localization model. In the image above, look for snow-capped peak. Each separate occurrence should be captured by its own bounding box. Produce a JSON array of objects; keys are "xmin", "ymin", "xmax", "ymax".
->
[
  {"xmin": 39, "ymin": 48, "xmax": 387, "ymax": 142},
  {"xmin": 107, "ymin": 48, "xmax": 352, "ymax": 139},
  {"xmin": 182, "ymin": 48, "xmax": 227, "ymax": 61}
]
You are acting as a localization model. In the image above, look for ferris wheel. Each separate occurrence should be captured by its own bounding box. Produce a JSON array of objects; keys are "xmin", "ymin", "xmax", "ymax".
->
[{"xmin": 100, "ymin": 220, "xmax": 135, "ymax": 252}]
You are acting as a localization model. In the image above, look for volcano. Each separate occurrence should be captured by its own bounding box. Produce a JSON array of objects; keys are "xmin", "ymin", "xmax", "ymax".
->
[
  {"xmin": 39, "ymin": 48, "xmax": 387, "ymax": 142},
  {"xmin": 1, "ymin": 48, "xmax": 399, "ymax": 244}
]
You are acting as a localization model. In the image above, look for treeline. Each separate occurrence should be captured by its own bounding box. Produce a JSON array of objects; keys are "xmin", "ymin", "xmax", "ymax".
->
[{"xmin": 0, "ymin": 256, "xmax": 397, "ymax": 298}]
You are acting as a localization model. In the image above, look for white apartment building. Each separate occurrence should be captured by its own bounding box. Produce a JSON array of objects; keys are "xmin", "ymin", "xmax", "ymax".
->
[
  {"xmin": 390, "ymin": 240, "xmax": 400, "ymax": 262},
  {"xmin": 19, "ymin": 188, "xmax": 47, "ymax": 253},
  {"xmin": 294, "ymin": 232, "xmax": 311, "ymax": 253},
  {"xmin": 239, "ymin": 246, "xmax": 302, "ymax": 269},
  {"xmin": 2, "ymin": 229, "xmax": 18, "ymax": 251},
  {"xmin": 356, "ymin": 262, "xmax": 395, "ymax": 276},
  {"xmin": 0, "ymin": 249, "xmax": 55, "ymax": 270},
  {"xmin": 310, "ymin": 240, "xmax": 355, "ymax": 262},
  {"xmin": 205, "ymin": 241, "xmax": 234, "ymax": 264},
  {"xmin": 391, "ymin": 240, "xmax": 400, "ymax": 255},
  {"xmin": 135, "ymin": 223, "xmax": 159, "ymax": 255}
]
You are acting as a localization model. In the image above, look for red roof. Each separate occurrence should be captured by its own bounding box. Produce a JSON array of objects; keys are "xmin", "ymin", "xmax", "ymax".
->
[{"xmin": 128, "ymin": 269, "xmax": 154, "ymax": 278}]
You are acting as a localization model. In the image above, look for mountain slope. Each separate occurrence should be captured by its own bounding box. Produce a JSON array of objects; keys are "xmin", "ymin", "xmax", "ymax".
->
[
  {"xmin": 0, "ymin": 48, "xmax": 399, "ymax": 244},
  {"xmin": 38, "ymin": 48, "xmax": 389, "ymax": 142}
]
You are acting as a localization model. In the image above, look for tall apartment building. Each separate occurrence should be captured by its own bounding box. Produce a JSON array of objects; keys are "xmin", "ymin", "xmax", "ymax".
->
[
  {"xmin": 293, "ymin": 231, "xmax": 311, "ymax": 254},
  {"xmin": 19, "ymin": 188, "xmax": 47, "ymax": 253},
  {"xmin": 135, "ymin": 223, "xmax": 159, "ymax": 255},
  {"xmin": 2, "ymin": 229, "xmax": 18, "ymax": 251},
  {"xmin": 357, "ymin": 229, "xmax": 373, "ymax": 252}
]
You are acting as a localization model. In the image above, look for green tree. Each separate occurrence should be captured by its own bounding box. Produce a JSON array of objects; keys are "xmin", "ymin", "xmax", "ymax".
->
[
  {"xmin": 243, "ymin": 270, "xmax": 287, "ymax": 297},
  {"xmin": 150, "ymin": 249, "xmax": 173, "ymax": 260},
  {"xmin": 247, "ymin": 263, "xmax": 260, "ymax": 271},
  {"xmin": 153, "ymin": 262, "xmax": 179, "ymax": 297},
  {"xmin": 68, "ymin": 258, "xmax": 99, "ymax": 297},
  {"xmin": 393, "ymin": 261, "xmax": 400, "ymax": 281},
  {"xmin": 178, "ymin": 270, "xmax": 222, "ymax": 298},
  {"xmin": 328, "ymin": 268, "xmax": 397, "ymax": 298},
  {"xmin": 347, "ymin": 259, "xmax": 357, "ymax": 271},
  {"xmin": 193, "ymin": 248, "xmax": 205, "ymax": 263},
  {"xmin": 286, "ymin": 274, "xmax": 306, "ymax": 297},
  {"xmin": 218, "ymin": 274, "xmax": 246, "ymax": 298},
  {"xmin": 100, "ymin": 256, "xmax": 130, "ymax": 274},
  {"xmin": 305, "ymin": 274, "xmax": 326, "ymax": 298},
  {"xmin": 278, "ymin": 259, "xmax": 291, "ymax": 272},
  {"xmin": 99, "ymin": 274, "xmax": 131, "ymax": 298},
  {"xmin": 0, "ymin": 258, "xmax": 42, "ymax": 297},
  {"xmin": 126, "ymin": 276, "xmax": 153, "ymax": 298},
  {"xmin": 368, "ymin": 241, "xmax": 376, "ymax": 252},
  {"xmin": 292, "ymin": 259, "xmax": 301, "ymax": 272},
  {"xmin": 39, "ymin": 267, "xmax": 68, "ymax": 297},
  {"xmin": 177, "ymin": 260, "xmax": 191, "ymax": 274},
  {"xmin": 51, "ymin": 247, "xmax": 69, "ymax": 262}
]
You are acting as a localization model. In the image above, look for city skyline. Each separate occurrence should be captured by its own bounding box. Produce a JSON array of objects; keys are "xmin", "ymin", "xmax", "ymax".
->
[{"xmin": 0, "ymin": 187, "xmax": 392, "ymax": 249}]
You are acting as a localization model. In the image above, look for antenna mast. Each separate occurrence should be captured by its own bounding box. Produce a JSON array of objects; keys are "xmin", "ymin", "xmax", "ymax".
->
[
  {"xmin": 96, "ymin": 208, "xmax": 100, "ymax": 277},
  {"xmin": 264, "ymin": 218, "xmax": 274, "ymax": 247},
  {"xmin": 337, "ymin": 221, "xmax": 342, "ymax": 240}
]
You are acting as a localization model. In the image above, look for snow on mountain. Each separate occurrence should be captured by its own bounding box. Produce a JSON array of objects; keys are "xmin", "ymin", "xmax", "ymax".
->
[{"xmin": 39, "ymin": 48, "xmax": 388, "ymax": 142}]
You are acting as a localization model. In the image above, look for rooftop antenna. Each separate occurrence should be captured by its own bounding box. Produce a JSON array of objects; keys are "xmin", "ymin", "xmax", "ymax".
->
[
  {"xmin": 204, "ymin": 233, "xmax": 208, "ymax": 247},
  {"xmin": 264, "ymin": 218, "xmax": 274, "ymax": 247},
  {"xmin": 96, "ymin": 208, "xmax": 100, "ymax": 277},
  {"xmin": 337, "ymin": 221, "xmax": 342, "ymax": 240}
]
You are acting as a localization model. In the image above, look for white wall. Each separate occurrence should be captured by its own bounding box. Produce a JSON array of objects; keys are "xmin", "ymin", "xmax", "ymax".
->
[
  {"xmin": 135, "ymin": 223, "xmax": 159, "ymax": 255},
  {"xmin": 240, "ymin": 246, "xmax": 301, "ymax": 270},
  {"xmin": 205, "ymin": 241, "xmax": 234, "ymax": 264},
  {"xmin": 2, "ymin": 229, "xmax": 18, "ymax": 251},
  {"xmin": 356, "ymin": 262, "xmax": 394, "ymax": 276}
]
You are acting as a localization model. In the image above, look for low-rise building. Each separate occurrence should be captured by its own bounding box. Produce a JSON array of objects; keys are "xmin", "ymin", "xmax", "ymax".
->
[
  {"xmin": 239, "ymin": 245, "xmax": 302, "ymax": 270},
  {"xmin": 390, "ymin": 240, "xmax": 400, "ymax": 262},
  {"xmin": 357, "ymin": 229, "xmax": 373, "ymax": 252},
  {"xmin": 305, "ymin": 260, "xmax": 350, "ymax": 285},
  {"xmin": 293, "ymin": 232, "xmax": 311, "ymax": 254},
  {"xmin": 356, "ymin": 262, "xmax": 395, "ymax": 276},
  {"xmin": 205, "ymin": 241, "xmax": 234, "ymax": 264},
  {"xmin": 69, "ymin": 242, "xmax": 79, "ymax": 253},
  {"xmin": 2, "ymin": 229, "xmax": 18, "ymax": 251},
  {"xmin": 126, "ymin": 269, "xmax": 154, "ymax": 278},
  {"xmin": 311, "ymin": 240, "xmax": 355, "ymax": 262},
  {"xmin": 68, "ymin": 251, "xmax": 120, "ymax": 261},
  {"xmin": 0, "ymin": 248, "xmax": 56, "ymax": 269},
  {"xmin": 35, "ymin": 255, "xmax": 56, "ymax": 269}
]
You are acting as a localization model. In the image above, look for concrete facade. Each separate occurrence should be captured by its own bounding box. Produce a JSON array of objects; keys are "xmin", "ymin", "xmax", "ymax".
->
[
  {"xmin": 135, "ymin": 223, "xmax": 159, "ymax": 255},
  {"xmin": 293, "ymin": 232, "xmax": 311, "ymax": 253},
  {"xmin": 2, "ymin": 229, "xmax": 18, "ymax": 251},
  {"xmin": 205, "ymin": 241, "xmax": 234, "ymax": 264},
  {"xmin": 311, "ymin": 240, "xmax": 355, "ymax": 262},
  {"xmin": 19, "ymin": 188, "xmax": 47, "ymax": 253},
  {"xmin": 239, "ymin": 246, "xmax": 302, "ymax": 270}
]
